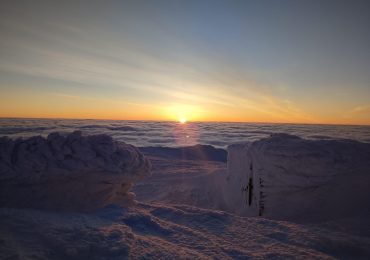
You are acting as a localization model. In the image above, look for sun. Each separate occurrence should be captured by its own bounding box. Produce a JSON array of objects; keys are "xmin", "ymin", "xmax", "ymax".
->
[{"xmin": 164, "ymin": 104, "xmax": 203, "ymax": 122}]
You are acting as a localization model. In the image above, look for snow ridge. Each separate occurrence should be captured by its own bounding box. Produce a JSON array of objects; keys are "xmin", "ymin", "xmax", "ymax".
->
[{"xmin": 0, "ymin": 131, "xmax": 151, "ymax": 211}]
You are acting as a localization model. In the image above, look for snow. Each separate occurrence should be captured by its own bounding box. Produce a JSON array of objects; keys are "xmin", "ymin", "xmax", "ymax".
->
[
  {"xmin": 134, "ymin": 155, "xmax": 227, "ymax": 209},
  {"xmin": 0, "ymin": 131, "xmax": 150, "ymax": 211},
  {"xmin": 2, "ymin": 203, "xmax": 370, "ymax": 259},
  {"xmin": 223, "ymin": 133, "xmax": 370, "ymax": 222},
  {"xmin": 139, "ymin": 144, "xmax": 227, "ymax": 162},
  {"xmin": 1, "ymin": 132, "xmax": 370, "ymax": 258}
]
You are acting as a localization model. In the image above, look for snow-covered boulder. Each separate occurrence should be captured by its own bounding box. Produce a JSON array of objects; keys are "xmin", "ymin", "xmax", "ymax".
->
[
  {"xmin": 0, "ymin": 131, "xmax": 150, "ymax": 211},
  {"xmin": 223, "ymin": 134, "xmax": 370, "ymax": 222}
]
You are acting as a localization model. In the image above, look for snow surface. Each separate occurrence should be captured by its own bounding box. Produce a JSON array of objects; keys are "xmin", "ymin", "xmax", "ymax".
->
[
  {"xmin": 1, "ymin": 132, "xmax": 370, "ymax": 258},
  {"xmin": 0, "ymin": 131, "xmax": 150, "ymax": 211},
  {"xmin": 134, "ymin": 155, "xmax": 227, "ymax": 209},
  {"xmin": 1, "ymin": 203, "xmax": 370, "ymax": 259},
  {"xmin": 224, "ymin": 133, "xmax": 370, "ymax": 222}
]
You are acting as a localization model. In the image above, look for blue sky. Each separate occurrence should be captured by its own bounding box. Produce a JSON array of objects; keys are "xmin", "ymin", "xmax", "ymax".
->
[{"xmin": 0, "ymin": 0, "xmax": 369, "ymax": 124}]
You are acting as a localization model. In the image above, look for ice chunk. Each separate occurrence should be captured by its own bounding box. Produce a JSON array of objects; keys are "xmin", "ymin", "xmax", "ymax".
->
[
  {"xmin": 223, "ymin": 134, "xmax": 370, "ymax": 222},
  {"xmin": 0, "ymin": 131, "xmax": 151, "ymax": 211}
]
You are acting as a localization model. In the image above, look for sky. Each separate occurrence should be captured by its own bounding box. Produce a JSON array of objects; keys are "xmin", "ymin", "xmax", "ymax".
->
[{"xmin": 0, "ymin": 0, "xmax": 369, "ymax": 124}]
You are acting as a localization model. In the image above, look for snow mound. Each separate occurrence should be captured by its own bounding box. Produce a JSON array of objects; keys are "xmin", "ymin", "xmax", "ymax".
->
[
  {"xmin": 0, "ymin": 131, "xmax": 150, "ymax": 211},
  {"xmin": 224, "ymin": 133, "xmax": 370, "ymax": 222}
]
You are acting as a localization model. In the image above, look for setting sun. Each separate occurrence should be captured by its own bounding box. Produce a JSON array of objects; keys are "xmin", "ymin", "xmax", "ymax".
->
[
  {"xmin": 163, "ymin": 104, "xmax": 204, "ymax": 122},
  {"xmin": 1, "ymin": 2, "xmax": 370, "ymax": 258}
]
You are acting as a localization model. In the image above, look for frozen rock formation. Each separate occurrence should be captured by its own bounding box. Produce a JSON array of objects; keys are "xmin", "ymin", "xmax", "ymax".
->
[
  {"xmin": 223, "ymin": 134, "xmax": 370, "ymax": 222},
  {"xmin": 0, "ymin": 131, "xmax": 150, "ymax": 211}
]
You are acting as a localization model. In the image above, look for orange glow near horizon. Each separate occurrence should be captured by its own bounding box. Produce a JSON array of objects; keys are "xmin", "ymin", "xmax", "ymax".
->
[
  {"xmin": 0, "ymin": 92, "xmax": 369, "ymax": 125},
  {"xmin": 0, "ymin": 2, "xmax": 369, "ymax": 127}
]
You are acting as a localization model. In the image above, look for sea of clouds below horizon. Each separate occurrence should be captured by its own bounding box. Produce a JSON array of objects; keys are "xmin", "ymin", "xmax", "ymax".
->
[{"xmin": 0, "ymin": 118, "xmax": 370, "ymax": 149}]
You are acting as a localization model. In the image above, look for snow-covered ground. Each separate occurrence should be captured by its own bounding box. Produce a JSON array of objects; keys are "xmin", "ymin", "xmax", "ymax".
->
[
  {"xmin": 134, "ymin": 155, "xmax": 227, "ymax": 209},
  {"xmin": 2, "ymin": 204, "xmax": 370, "ymax": 259},
  {"xmin": 1, "ymin": 132, "xmax": 370, "ymax": 259}
]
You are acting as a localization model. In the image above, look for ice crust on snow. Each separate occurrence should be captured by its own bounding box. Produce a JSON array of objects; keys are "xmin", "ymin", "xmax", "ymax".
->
[
  {"xmin": 224, "ymin": 133, "xmax": 370, "ymax": 222},
  {"xmin": 0, "ymin": 131, "xmax": 150, "ymax": 211}
]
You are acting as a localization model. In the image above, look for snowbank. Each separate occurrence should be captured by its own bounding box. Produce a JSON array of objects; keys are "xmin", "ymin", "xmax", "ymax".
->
[
  {"xmin": 0, "ymin": 131, "xmax": 150, "ymax": 211},
  {"xmin": 223, "ymin": 134, "xmax": 370, "ymax": 222}
]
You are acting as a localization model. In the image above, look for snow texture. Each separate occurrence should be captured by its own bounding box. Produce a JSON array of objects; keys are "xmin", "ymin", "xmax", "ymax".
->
[
  {"xmin": 1, "ymin": 132, "xmax": 370, "ymax": 258},
  {"xmin": 224, "ymin": 133, "xmax": 370, "ymax": 222},
  {"xmin": 1, "ymin": 203, "xmax": 370, "ymax": 259},
  {"xmin": 134, "ymin": 155, "xmax": 227, "ymax": 210},
  {"xmin": 0, "ymin": 131, "xmax": 150, "ymax": 211}
]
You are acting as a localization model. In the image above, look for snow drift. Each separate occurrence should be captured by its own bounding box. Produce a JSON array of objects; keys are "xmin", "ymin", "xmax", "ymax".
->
[
  {"xmin": 2, "ymin": 204, "xmax": 370, "ymax": 259},
  {"xmin": 223, "ymin": 133, "xmax": 370, "ymax": 222},
  {"xmin": 0, "ymin": 131, "xmax": 150, "ymax": 211}
]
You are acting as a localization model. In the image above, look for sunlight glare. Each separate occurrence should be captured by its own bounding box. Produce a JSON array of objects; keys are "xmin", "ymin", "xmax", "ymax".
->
[{"xmin": 164, "ymin": 104, "xmax": 204, "ymax": 122}]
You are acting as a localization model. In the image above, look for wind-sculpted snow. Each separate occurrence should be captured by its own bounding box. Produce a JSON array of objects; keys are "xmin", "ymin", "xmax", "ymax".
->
[
  {"xmin": 0, "ymin": 131, "xmax": 369, "ymax": 258},
  {"xmin": 1, "ymin": 203, "xmax": 369, "ymax": 259},
  {"xmin": 0, "ymin": 131, "xmax": 150, "ymax": 211},
  {"xmin": 224, "ymin": 133, "xmax": 370, "ymax": 222}
]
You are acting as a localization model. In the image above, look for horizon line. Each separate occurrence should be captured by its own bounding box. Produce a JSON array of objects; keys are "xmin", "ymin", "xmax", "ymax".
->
[{"xmin": 0, "ymin": 116, "xmax": 369, "ymax": 127}]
